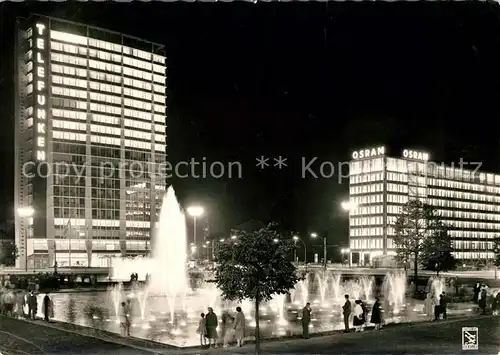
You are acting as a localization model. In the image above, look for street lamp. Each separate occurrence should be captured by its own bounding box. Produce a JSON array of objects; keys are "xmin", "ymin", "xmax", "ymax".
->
[
  {"xmin": 17, "ymin": 207, "xmax": 34, "ymax": 271},
  {"xmin": 341, "ymin": 248, "xmax": 350, "ymax": 267},
  {"xmin": 187, "ymin": 205, "xmax": 204, "ymax": 251},
  {"xmin": 341, "ymin": 201, "xmax": 357, "ymax": 268},
  {"xmin": 292, "ymin": 235, "xmax": 307, "ymax": 265},
  {"xmin": 311, "ymin": 232, "xmax": 327, "ymax": 270},
  {"xmin": 341, "ymin": 201, "xmax": 358, "ymax": 212},
  {"xmin": 231, "ymin": 235, "xmax": 237, "ymax": 240}
]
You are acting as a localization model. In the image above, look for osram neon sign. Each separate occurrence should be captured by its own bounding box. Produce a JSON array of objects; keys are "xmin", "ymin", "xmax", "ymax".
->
[
  {"xmin": 35, "ymin": 23, "xmax": 47, "ymax": 162},
  {"xmin": 402, "ymin": 149, "xmax": 429, "ymax": 161},
  {"xmin": 352, "ymin": 146, "xmax": 385, "ymax": 160}
]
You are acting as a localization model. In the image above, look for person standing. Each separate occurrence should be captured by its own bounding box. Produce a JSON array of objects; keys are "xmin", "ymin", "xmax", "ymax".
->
[
  {"xmin": 233, "ymin": 307, "xmax": 245, "ymax": 347},
  {"xmin": 423, "ymin": 293, "xmax": 435, "ymax": 321},
  {"xmin": 43, "ymin": 293, "xmax": 51, "ymax": 322},
  {"xmin": 473, "ymin": 282, "xmax": 480, "ymax": 303},
  {"xmin": 205, "ymin": 307, "xmax": 218, "ymax": 348},
  {"xmin": 31, "ymin": 292, "xmax": 38, "ymax": 320},
  {"xmin": 479, "ymin": 288, "xmax": 487, "ymax": 314},
  {"xmin": 196, "ymin": 313, "xmax": 207, "ymax": 348},
  {"xmin": 370, "ymin": 297, "xmax": 382, "ymax": 330},
  {"xmin": 440, "ymin": 292, "xmax": 448, "ymax": 319},
  {"xmin": 353, "ymin": 300, "xmax": 364, "ymax": 332},
  {"xmin": 342, "ymin": 294, "xmax": 351, "ymax": 332},
  {"xmin": 301, "ymin": 302, "xmax": 311, "ymax": 339},
  {"xmin": 360, "ymin": 300, "xmax": 367, "ymax": 330},
  {"xmin": 120, "ymin": 301, "xmax": 131, "ymax": 336},
  {"xmin": 220, "ymin": 310, "xmax": 234, "ymax": 347},
  {"xmin": 434, "ymin": 293, "xmax": 441, "ymax": 321}
]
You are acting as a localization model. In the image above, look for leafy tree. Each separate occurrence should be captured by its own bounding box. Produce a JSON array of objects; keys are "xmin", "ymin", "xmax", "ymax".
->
[
  {"xmin": 493, "ymin": 235, "xmax": 500, "ymax": 268},
  {"xmin": 393, "ymin": 199, "xmax": 441, "ymax": 287},
  {"xmin": 210, "ymin": 222, "xmax": 302, "ymax": 354},
  {"xmin": 421, "ymin": 224, "xmax": 457, "ymax": 275},
  {"xmin": 0, "ymin": 241, "xmax": 18, "ymax": 266}
]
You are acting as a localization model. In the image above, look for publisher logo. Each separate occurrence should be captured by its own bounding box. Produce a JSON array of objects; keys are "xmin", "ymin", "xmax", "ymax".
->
[{"xmin": 462, "ymin": 327, "xmax": 478, "ymax": 350}]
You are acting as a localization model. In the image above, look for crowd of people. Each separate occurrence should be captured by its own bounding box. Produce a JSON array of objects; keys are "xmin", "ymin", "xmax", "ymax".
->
[
  {"xmin": 423, "ymin": 291, "xmax": 449, "ymax": 321},
  {"xmin": 300, "ymin": 294, "xmax": 383, "ymax": 338},
  {"xmin": 0, "ymin": 288, "xmax": 54, "ymax": 321},
  {"xmin": 196, "ymin": 306, "xmax": 246, "ymax": 348},
  {"xmin": 472, "ymin": 282, "xmax": 500, "ymax": 315}
]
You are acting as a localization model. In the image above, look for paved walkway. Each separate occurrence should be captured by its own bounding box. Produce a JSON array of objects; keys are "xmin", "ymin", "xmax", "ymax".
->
[
  {"xmin": 0, "ymin": 314, "xmax": 497, "ymax": 355},
  {"xmin": 0, "ymin": 315, "xmax": 153, "ymax": 355},
  {"xmin": 182, "ymin": 315, "xmax": 498, "ymax": 355}
]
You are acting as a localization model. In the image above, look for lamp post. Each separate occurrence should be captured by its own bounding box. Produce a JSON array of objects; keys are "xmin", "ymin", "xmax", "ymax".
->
[
  {"xmin": 17, "ymin": 207, "xmax": 34, "ymax": 271},
  {"xmin": 187, "ymin": 206, "xmax": 204, "ymax": 256},
  {"xmin": 311, "ymin": 232, "xmax": 327, "ymax": 269},
  {"xmin": 341, "ymin": 201, "xmax": 358, "ymax": 268},
  {"xmin": 341, "ymin": 248, "xmax": 350, "ymax": 267},
  {"xmin": 293, "ymin": 235, "xmax": 307, "ymax": 265}
]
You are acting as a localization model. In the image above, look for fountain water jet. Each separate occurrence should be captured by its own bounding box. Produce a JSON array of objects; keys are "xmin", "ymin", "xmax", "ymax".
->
[
  {"xmin": 382, "ymin": 272, "xmax": 406, "ymax": 314},
  {"xmin": 110, "ymin": 186, "xmax": 189, "ymax": 322},
  {"xmin": 148, "ymin": 186, "xmax": 188, "ymax": 297},
  {"xmin": 428, "ymin": 276, "xmax": 446, "ymax": 299},
  {"xmin": 360, "ymin": 276, "xmax": 374, "ymax": 301}
]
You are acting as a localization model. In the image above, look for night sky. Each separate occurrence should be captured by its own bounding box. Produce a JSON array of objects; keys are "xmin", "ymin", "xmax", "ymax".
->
[{"xmin": 1, "ymin": 2, "xmax": 500, "ymax": 258}]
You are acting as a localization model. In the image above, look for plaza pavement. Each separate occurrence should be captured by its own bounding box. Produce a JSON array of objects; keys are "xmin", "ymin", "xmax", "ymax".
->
[
  {"xmin": 0, "ymin": 314, "xmax": 497, "ymax": 355},
  {"xmin": 0, "ymin": 315, "xmax": 154, "ymax": 355}
]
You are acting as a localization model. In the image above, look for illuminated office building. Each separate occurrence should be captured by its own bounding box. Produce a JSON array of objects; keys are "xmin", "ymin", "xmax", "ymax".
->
[
  {"xmin": 348, "ymin": 146, "xmax": 498, "ymax": 266},
  {"xmin": 14, "ymin": 14, "xmax": 166, "ymax": 269}
]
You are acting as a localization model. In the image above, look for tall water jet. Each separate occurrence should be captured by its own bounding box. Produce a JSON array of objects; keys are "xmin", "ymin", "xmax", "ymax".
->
[
  {"xmin": 109, "ymin": 283, "xmax": 123, "ymax": 317},
  {"xmin": 148, "ymin": 186, "xmax": 188, "ymax": 297},
  {"xmin": 428, "ymin": 276, "xmax": 445, "ymax": 299},
  {"xmin": 360, "ymin": 276, "xmax": 374, "ymax": 301},
  {"xmin": 330, "ymin": 274, "xmax": 342, "ymax": 304},
  {"xmin": 382, "ymin": 272, "xmax": 406, "ymax": 315},
  {"xmin": 315, "ymin": 272, "xmax": 330, "ymax": 305}
]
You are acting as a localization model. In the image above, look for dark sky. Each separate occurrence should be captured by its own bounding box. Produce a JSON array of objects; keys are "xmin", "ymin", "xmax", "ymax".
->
[{"xmin": 1, "ymin": 2, "xmax": 500, "ymax": 256}]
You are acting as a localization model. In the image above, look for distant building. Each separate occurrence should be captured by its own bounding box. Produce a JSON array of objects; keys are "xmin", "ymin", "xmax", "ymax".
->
[
  {"xmin": 348, "ymin": 146, "xmax": 498, "ymax": 266},
  {"xmin": 14, "ymin": 14, "xmax": 166, "ymax": 269}
]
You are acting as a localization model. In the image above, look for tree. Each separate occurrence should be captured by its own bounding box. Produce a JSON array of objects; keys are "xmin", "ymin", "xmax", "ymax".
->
[
  {"xmin": 393, "ymin": 199, "xmax": 441, "ymax": 288},
  {"xmin": 421, "ymin": 224, "xmax": 457, "ymax": 275},
  {"xmin": 210, "ymin": 222, "xmax": 302, "ymax": 354},
  {"xmin": 0, "ymin": 241, "xmax": 18, "ymax": 266},
  {"xmin": 493, "ymin": 235, "xmax": 500, "ymax": 268}
]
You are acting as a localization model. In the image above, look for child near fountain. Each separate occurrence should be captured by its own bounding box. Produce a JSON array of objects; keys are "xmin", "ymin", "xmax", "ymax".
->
[
  {"xmin": 353, "ymin": 300, "xmax": 364, "ymax": 332},
  {"xmin": 196, "ymin": 313, "xmax": 208, "ymax": 348}
]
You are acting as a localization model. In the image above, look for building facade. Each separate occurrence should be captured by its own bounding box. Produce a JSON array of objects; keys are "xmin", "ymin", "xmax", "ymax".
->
[
  {"xmin": 348, "ymin": 146, "xmax": 498, "ymax": 266},
  {"xmin": 14, "ymin": 14, "xmax": 166, "ymax": 269}
]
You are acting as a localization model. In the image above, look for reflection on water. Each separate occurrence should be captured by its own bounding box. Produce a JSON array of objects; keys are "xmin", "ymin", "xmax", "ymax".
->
[{"xmin": 44, "ymin": 290, "xmax": 426, "ymax": 348}]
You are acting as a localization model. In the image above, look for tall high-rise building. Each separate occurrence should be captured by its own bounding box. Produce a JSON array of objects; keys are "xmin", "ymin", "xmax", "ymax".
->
[
  {"xmin": 348, "ymin": 146, "xmax": 498, "ymax": 266},
  {"xmin": 14, "ymin": 14, "xmax": 167, "ymax": 269}
]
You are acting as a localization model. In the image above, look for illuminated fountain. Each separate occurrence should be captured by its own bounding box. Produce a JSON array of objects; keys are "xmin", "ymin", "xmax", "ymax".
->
[
  {"xmin": 382, "ymin": 272, "xmax": 406, "ymax": 315},
  {"xmin": 427, "ymin": 276, "xmax": 446, "ymax": 299},
  {"xmin": 89, "ymin": 187, "xmax": 424, "ymax": 346},
  {"xmin": 110, "ymin": 186, "xmax": 188, "ymax": 323}
]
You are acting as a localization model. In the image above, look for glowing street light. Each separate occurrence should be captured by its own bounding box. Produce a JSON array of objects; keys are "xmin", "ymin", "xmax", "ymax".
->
[
  {"xmin": 292, "ymin": 235, "xmax": 307, "ymax": 265},
  {"xmin": 341, "ymin": 248, "xmax": 350, "ymax": 267},
  {"xmin": 273, "ymin": 238, "xmax": 279, "ymax": 243},
  {"xmin": 341, "ymin": 201, "xmax": 358, "ymax": 212},
  {"xmin": 187, "ymin": 205, "xmax": 204, "ymax": 252},
  {"xmin": 187, "ymin": 206, "xmax": 204, "ymax": 217},
  {"xmin": 311, "ymin": 232, "xmax": 327, "ymax": 270},
  {"xmin": 231, "ymin": 235, "xmax": 237, "ymax": 240},
  {"xmin": 219, "ymin": 238, "xmax": 225, "ymax": 242},
  {"xmin": 340, "ymin": 202, "xmax": 355, "ymax": 268},
  {"xmin": 17, "ymin": 207, "xmax": 34, "ymax": 271},
  {"xmin": 17, "ymin": 207, "xmax": 34, "ymax": 217}
]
